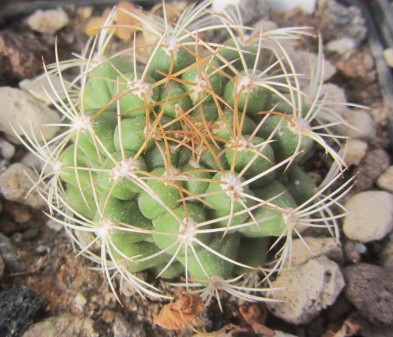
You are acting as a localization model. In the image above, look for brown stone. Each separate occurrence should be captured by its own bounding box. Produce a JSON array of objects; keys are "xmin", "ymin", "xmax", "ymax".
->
[{"xmin": 344, "ymin": 263, "xmax": 393, "ymax": 325}]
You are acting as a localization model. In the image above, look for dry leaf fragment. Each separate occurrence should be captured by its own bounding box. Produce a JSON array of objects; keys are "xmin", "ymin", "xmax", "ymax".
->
[
  {"xmin": 154, "ymin": 292, "xmax": 205, "ymax": 331},
  {"xmin": 239, "ymin": 305, "xmax": 275, "ymax": 337}
]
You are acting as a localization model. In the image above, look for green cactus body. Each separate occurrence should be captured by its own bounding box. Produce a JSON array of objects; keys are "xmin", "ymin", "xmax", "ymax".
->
[{"xmin": 25, "ymin": 0, "xmax": 350, "ymax": 302}]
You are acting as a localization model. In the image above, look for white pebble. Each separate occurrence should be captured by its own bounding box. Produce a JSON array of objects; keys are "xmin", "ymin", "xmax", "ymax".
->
[
  {"xmin": 266, "ymin": 0, "xmax": 317, "ymax": 14},
  {"xmin": 326, "ymin": 37, "xmax": 357, "ymax": 58},
  {"xmin": 0, "ymin": 139, "xmax": 16, "ymax": 160},
  {"xmin": 266, "ymin": 256, "xmax": 344, "ymax": 324},
  {"xmin": 377, "ymin": 166, "xmax": 393, "ymax": 193},
  {"xmin": 344, "ymin": 139, "xmax": 368, "ymax": 166},
  {"xmin": 343, "ymin": 191, "xmax": 393, "ymax": 242},
  {"xmin": 0, "ymin": 163, "xmax": 45, "ymax": 209},
  {"xmin": 26, "ymin": 8, "xmax": 69, "ymax": 34},
  {"xmin": 0, "ymin": 87, "xmax": 60, "ymax": 144}
]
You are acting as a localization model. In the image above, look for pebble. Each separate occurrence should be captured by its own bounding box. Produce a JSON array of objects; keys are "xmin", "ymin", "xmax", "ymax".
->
[
  {"xmin": 344, "ymin": 139, "xmax": 368, "ymax": 166},
  {"xmin": 0, "ymin": 87, "xmax": 60, "ymax": 144},
  {"xmin": 274, "ymin": 331, "xmax": 298, "ymax": 337},
  {"xmin": 19, "ymin": 74, "xmax": 70, "ymax": 106},
  {"xmin": 288, "ymin": 237, "xmax": 343, "ymax": 267},
  {"xmin": 344, "ymin": 263, "xmax": 393, "ymax": 325},
  {"xmin": 355, "ymin": 149, "xmax": 390, "ymax": 192},
  {"xmin": 320, "ymin": 83, "xmax": 348, "ymax": 114},
  {"xmin": 22, "ymin": 314, "xmax": 97, "ymax": 337},
  {"xmin": 336, "ymin": 109, "xmax": 377, "ymax": 140},
  {"xmin": 267, "ymin": 0, "xmax": 317, "ymax": 14},
  {"xmin": 0, "ymin": 163, "xmax": 46, "ymax": 209},
  {"xmin": 377, "ymin": 166, "xmax": 393, "ymax": 193},
  {"xmin": 26, "ymin": 8, "xmax": 70, "ymax": 34},
  {"xmin": 0, "ymin": 288, "xmax": 43, "ymax": 337},
  {"xmin": 0, "ymin": 30, "xmax": 48, "ymax": 84},
  {"xmin": 0, "ymin": 139, "xmax": 15, "ymax": 160},
  {"xmin": 326, "ymin": 37, "xmax": 357, "ymax": 58},
  {"xmin": 316, "ymin": 0, "xmax": 367, "ymax": 44},
  {"xmin": 266, "ymin": 256, "xmax": 345, "ymax": 324},
  {"xmin": 343, "ymin": 191, "xmax": 393, "ymax": 242},
  {"xmin": 383, "ymin": 48, "xmax": 393, "ymax": 68},
  {"xmin": 293, "ymin": 51, "xmax": 336, "ymax": 84},
  {"xmin": 0, "ymin": 232, "xmax": 25, "ymax": 272}
]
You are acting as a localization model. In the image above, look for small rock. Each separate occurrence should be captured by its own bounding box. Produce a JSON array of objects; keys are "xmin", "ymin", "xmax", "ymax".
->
[
  {"xmin": 343, "ymin": 191, "xmax": 393, "ymax": 242},
  {"xmin": 19, "ymin": 74, "xmax": 70, "ymax": 105},
  {"xmin": 350, "ymin": 313, "xmax": 393, "ymax": 337},
  {"xmin": 5, "ymin": 202, "xmax": 32, "ymax": 224},
  {"xmin": 326, "ymin": 37, "xmax": 357, "ymax": 58},
  {"xmin": 267, "ymin": 0, "xmax": 317, "ymax": 14},
  {"xmin": 344, "ymin": 241, "xmax": 367, "ymax": 264},
  {"xmin": 113, "ymin": 313, "xmax": 145, "ymax": 337},
  {"xmin": 35, "ymin": 245, "xmax": 50, "ymax": 255},
  {"xmin": 0, "ymin": 139, "xmax": 16, "ymax": 160},
  {"xmin": 0, "ymin": 288, "xmax": 43, "ymax": 337},
  {"xmin": 22, "ymin": 314, "xmax": 97, "ymax": 337},
  {"xmin": 26, "ymin": 8, "xmax": 70, "ymax": 34},
  {"xmin": 45, "ymin": 219, "xmax": 63, "ymax": 232},
  {"xmin": 288, "ymin": 237, "xmax": 343, "ymax": 266},
  {"xmin": 73, "ymin": 292, "xmax": 87, "ymax": 314},
  {"xmin": 266, "ymin": 256, "xmax": 345, "ymax": 324},
  {"xmin": 274, "ymin": 331, "xmax": 298, "ymax": 337},
  {"xmin": 0, "ymin": 87, "xmax": 60, "ymax": 144},
  {"xmin": 0, "ymin": 232, "xmax": 25, "ymax": 272},
  {"xmin": 383, "ymin": 48, "xmax": 393, "ymax": 68},
  {"xmin": 321, "ymin": 83, "xmax": 348, "ymax": 114},
  {"xmin": 0, "ymin": 163, "xmax": 46, "ymax": 209},
  {"xmin": 344, "ymin": 139, "xmax": 368, "ymax": 166},
  {"xmin": 316, "ymin": 0, "xmax": 366, "ymax": 43},
  {"xmin": 293, "ymin": 51, "xmax": 336, "ymax": 84},
  {"xmin": 0, "ymin": 255, "xmax": 4, "ymax": 280},
  {"xmin": 0, "ymin": 30, "xmax": 49, "ymax": 84},
  {"xmin": 344, "ymin": 263, "xmax": 393, "ymax": 325},
  {"xmin": 377, "ymin": 166, "xmax": 393, "ymax": 193},
  {"xmin": 336, "ymin": 109, "xmax": 377, "ymax": 140},
  {"xmin": 355, "ymin": 149, "xmax": 391, "ymax": 192}
]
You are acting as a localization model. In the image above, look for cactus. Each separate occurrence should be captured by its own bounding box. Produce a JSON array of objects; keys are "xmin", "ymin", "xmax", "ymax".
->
[{"xmin": 20, "ymin": 1, "xmax": 351, "ymax": 302}]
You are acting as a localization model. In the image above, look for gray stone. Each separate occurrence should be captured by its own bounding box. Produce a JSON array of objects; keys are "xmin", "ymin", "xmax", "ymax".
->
[
  {"xmin": 0, "ymin": 163, "xmax": 46, "ymax": 209},
  {"xmin": 343, "ymin": 191, "xmax": 393, "ymax": 243},
  {"xmin": 19, "ymin": 73, "xmax": 70, "ymax": 105},
  {"xmin": 326, "ymin": 37, "xmax": 357, "ymax": 58},
  {"xmin": 287, "ymin": 237, "xmax": 343, "ymax": 267},
  {"xmin": 26, "ymin": 8, "xmax": 69, "ymax": 34},
  {"xmin": 344, "ymin": 264, "xmax": 393, "ymax": 325},
  {"xmin": 377, "ymin": 166, "xmax": 393, "ymax": 193},
  {"xmin": 23, "ymin": 314, "xmax": 97, "ymax": 337},
  {"xmin": 0, "ymin": 87, "xmax": 60, "ymax": 144},
  {"xmin": 316, "ymin": 0, "xmax": 367, "ymax": 44},
  {"xmin": 266, "ymin": 256, "xmax": 345, "ymax": 324},
  {"xmin": 335, "ymin": 109, "xmax": 377, "ymax": 140}
]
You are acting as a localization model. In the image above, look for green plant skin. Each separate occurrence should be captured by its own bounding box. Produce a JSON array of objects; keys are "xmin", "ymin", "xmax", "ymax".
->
[
  {"xmin": 149, "ymin": 44, "xmax": 196, "ymax": 80},
  {"xmin": 83, "ymin": 57, "xmax": 132, "ymax": 111},
  {"xmin": 258, "ymin": 114, "xmax": 314, "ymax": 164},
  {"xmin": 235, "ymin": 237, "xmax": 269, "ymax": 274},
  {"xmin": 239, "ymin": 181, "xmax": 297, "ymax": 238},
  {"xmin": 205, "ymin": 172, "xmax": 255, "ymax": 227},
  {"xmin": 118, "ymin": 72, "xmax": 160, "ymax": 117},
  {"xmin": 158, "ymin": 81, "xmax": 193, "ymax": 118},
  {"xmin": 137, "ymin": 167, "xmax": 183, "ymax": 220},
  {"xmin": 223, "ymin": 72, "xmax": 272, "ymax": 115},
  {"xmin": 219, "ymin": 38, "xmax": 258, "ymax": 73},
  {"xmin": 179, "ymin": 233, "xmax": 240, "ymax": 281},
  {"xmin": 152, "ymin": 203, "xmax": 207, "ymax": 255},
  {"xmin": 97, "ymin": 151, "xmax": 146, "ymax": 200},
  {"xmin": 282, "ymin": 166, "xmax": 317, "ymax": 205},
  {"xmin": 225, "ymin": 135, "xmax": 275, "ymax": 185}
]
